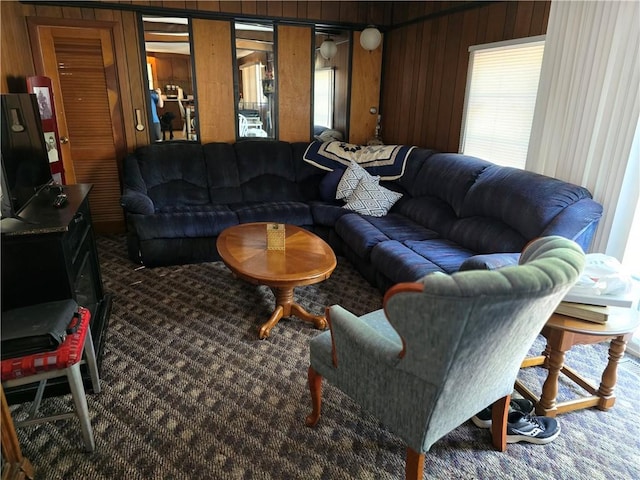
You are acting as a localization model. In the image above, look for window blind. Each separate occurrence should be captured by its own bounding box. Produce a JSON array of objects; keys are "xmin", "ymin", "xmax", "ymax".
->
[{"xmin": 460, "ymin": 38, "xmax": 545, "ymax": 169}]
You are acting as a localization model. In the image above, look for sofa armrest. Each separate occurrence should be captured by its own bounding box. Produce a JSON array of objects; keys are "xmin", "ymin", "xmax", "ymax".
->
[
  {"xmin": 538, "ymin": 198, "xmax": 603, "ymax": 252},
  {"xmin": 459, "ymin": 253, "xmax": 520, "ymax": 271},
  {"xmin": 121, "ymin": 189, "xmax": 155, "ymax": 215}
]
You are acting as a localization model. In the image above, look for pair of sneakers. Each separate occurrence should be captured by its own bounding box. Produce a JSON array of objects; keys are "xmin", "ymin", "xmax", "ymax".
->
[{"xmin": 471, "ymin": 398, "xmax": 560, "ymax": 445}]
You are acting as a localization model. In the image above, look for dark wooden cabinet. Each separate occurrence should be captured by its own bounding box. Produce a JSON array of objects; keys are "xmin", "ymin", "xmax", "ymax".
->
[{"xmin": 1, "ymin": 184, "xmax": 112, "ymax": 402}]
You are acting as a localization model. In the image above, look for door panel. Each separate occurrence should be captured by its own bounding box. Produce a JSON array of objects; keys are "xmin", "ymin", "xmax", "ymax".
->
[{"xmin": 29, "ymin": 23, "xmax": 125, "ymax": 233}]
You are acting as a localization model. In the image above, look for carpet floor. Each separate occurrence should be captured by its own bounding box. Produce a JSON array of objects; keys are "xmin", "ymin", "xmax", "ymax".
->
[{"xmin": 7, "ymin": 234, "xmax": 640, "ymax": 479}]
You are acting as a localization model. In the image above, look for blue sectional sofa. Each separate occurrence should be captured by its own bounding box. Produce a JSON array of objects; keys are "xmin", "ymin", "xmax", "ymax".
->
[{"xmin": 121, "ymin": 140, "xmax": 603, "ymax": 292}]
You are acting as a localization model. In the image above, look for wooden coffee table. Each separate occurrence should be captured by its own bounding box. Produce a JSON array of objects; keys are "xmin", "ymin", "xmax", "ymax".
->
[{"xmin": 216, "ymin": 223, "xmax": 337, "ymax": 339}]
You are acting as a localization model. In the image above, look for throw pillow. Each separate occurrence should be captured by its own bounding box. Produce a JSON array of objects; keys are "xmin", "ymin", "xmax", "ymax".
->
[
  {"xmin": 343, "ymin": 175, "xmax": 403, "ymax": 217},
  {"xmin": 336, "ymin": 161, "xmax": 379, "ymax": 200},
  {"xmin": 319, "ymin": 168, "xmax": 345, "ymax": 201}
]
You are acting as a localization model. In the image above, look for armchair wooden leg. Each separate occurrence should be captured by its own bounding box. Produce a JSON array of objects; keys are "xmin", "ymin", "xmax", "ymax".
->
[
  {"xmin": 491, "ymin": 394, "xmax": 510, "ymax": 452},
  {"xmin": 305, "ymin": 367, "xmax": 323, "ymax": 427},
  {"xmin": 405, "ymin": 447, "xmax": 425, "ymax": 480}
]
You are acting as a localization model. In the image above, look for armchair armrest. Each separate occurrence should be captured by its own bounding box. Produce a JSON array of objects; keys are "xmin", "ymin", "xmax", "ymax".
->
[
  {"xmin": 327, "ymin": 305, "xmax": 403, "ymax": 368},
  {"xmin": 120, "ymin": 189, "xmax": 155, "ymax": 215}
]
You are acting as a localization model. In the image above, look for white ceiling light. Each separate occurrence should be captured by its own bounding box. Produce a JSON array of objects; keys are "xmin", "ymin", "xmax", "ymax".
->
[
  {"xmin": 360, "ymin": 25, "xmax": 382, "ymax": 51},
  {"xmin": 320, "ymin": 38, "xmax": 338, "ymax": 60}
]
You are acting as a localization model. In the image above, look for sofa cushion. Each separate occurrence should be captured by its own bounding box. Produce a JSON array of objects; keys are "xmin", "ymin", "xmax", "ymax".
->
[
  {"xmin": 393, "ymin": 196, "xmax": 458, "ymax": 238},
  {"xmin": 203, "ymin": 143, "xmax": 243, "ymax": 204},
  {"xmin": 121, "ymin": 190, "xmax": 155, "ymax": 215},
  {"xmin": 370, "ymin": 238, "xmax": 475, "ymax": 284},
  {"xmin": 129, "ymin": 205, "xmax": 239, "ymax": 240},
  {"xmin": 234, "ymin": 141, "xmax": 303, "ymax": 202},
  {"xmin": 336, "ymin": 161, "xmax": 379, "ymax": 200},
  {"xmin": 408, "ymin": 153, "xmax": 491, "ymax": 216},
  {"xmin": 361, "ymin": 214, "xmax": 440, "ymax": 243},
  {"xmin": 122, "ymin": 154, "xmax": 149, "ymax": 194},
  {"xmin": 335, "ymin": 213, "xmax": 390, "ymax": 260},
  {"xmin": 319, "ymin": 168, "xmax": 345, "ymax": 201},
  {"xmin": 460, "ymin": 165, "xmax": 595, "ymax": 241},
  {"xmin": 394, "ymin": 148, "xmax": 438, "ymax": 193},
  {"xmin": 447, "ymin": 217, "xmax": 528, "ymax": 254},
  {"xmin": 343, "ymin": 176, "xmax": 403, "ymax": 217},
  {"xmin": 292, "ymin": 142, "xmax": 325, "ymax": 202},
  {"xmin": 309, "ymin": 201, "xmax": 350, "ymax": 227},
  {"xmin": 230, "ymin": 201, "xmax": 313, "ymax": 225},
  {"xmin": 370, "ymin": 240, "xmax": 447, "ymax": 284},
  {"xmin": 134, "ymin": 142, "xmax": 210, "ymax": 209},
  {"xmin": 402, "ymin": 239, "xmax": 476, "ymax": 273}
]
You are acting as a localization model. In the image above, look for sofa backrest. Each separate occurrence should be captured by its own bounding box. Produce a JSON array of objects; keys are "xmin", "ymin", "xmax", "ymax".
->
[
  {"xmin": 392, "ymin": 149, "xmax": 602, "ymax": 253},
  {"xmin": 202, "ymin": 142, "xmax": 243, "ymax": 204},
  {"xmin": 125, "ymin": 140, "xmax": 326, "ymax": 210},
  {"xmin": 393, "ymin": 152, "xmax": 492, "ymax": 239},
  {"xmin": 451, "ymin": 165, "xmax": 598, "ymax": 252},
  {"xmin": 233, "ymin": 141, "xmax": 302, "ymax": 202},
  {"xmin": 130, "ymin": 142, "xmax": 210, "ymax": 209}
]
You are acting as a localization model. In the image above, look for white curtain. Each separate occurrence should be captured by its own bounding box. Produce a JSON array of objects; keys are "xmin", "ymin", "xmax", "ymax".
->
[{"xmin": 526, "ymin": 0, "xmax": 640, "ymax": 256}]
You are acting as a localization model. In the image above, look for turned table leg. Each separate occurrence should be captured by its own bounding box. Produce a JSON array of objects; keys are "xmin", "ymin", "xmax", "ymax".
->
[
  {"xmin": 536, "ymin": 346, "xmax": 566, "ymax": 417},
  {"xmin": 596, "ymin": 334, "xmax": 629, "ymax": 410}
]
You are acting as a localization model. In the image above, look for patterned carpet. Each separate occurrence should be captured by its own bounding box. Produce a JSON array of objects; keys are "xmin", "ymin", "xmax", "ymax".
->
[{"xmin": 8, "ymin": 234, "xmax": 640, "ymax": 479}]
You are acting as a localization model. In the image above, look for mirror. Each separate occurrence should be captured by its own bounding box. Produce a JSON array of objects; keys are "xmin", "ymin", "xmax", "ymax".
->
[
  {"xmin": 142, "ymin": 16, "xmax": 197, "ymax": 142},
  {"xmin": 234, "ymin": 22, "xmax": 275, "ymax": 139},
  {"xmin": 314, "ymin": 29, "xmax": 350, "ymax": 142}
]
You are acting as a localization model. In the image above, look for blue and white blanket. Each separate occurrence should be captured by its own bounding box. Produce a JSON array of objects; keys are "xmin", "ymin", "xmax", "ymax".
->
[{"xmin": 303, "ymin": 140, "xmax": 416, "ymax": 180}]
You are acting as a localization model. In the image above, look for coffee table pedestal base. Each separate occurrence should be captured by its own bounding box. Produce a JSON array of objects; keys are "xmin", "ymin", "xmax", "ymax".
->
[{"xmin": 259, "ymin": 287, "xmax": 328, "ymax": 339}]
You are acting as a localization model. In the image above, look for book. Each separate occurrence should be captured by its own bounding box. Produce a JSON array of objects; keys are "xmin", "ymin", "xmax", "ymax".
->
[
  {"xmin": 554, "ymin": 301, "xmax": 611, "ymax": 324},
  {"xmin": 563, "ymin": 291, "xmax": 636, "ymax": 308}
]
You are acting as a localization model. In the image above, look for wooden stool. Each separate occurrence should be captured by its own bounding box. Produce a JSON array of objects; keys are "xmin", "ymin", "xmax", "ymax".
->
[
  {"xmin": 1, "ymin": 306, "xmax": 100, "ymax": 452},
  {"xmin": 515, "ymin": 309, "xmax": 639, "ymax": 417}
]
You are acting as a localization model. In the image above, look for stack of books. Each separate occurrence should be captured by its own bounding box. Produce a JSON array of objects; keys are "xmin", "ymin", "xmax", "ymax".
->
[
  {"xmin": 555, "ymin": 291, "xmax": 636, "ymax": 324},
  {"xmin": 555, "ymin": 302, "xmax": 612, "ymax": 324}
]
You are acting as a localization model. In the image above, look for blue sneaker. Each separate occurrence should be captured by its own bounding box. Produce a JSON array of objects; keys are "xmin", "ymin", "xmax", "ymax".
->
[
  {"xmin": 471, "ymin": 398, "xmax": 534, "ymax": 428},
  {"xmin": 506, "ymin": 411, "xmax": 560, "ymax": 444}
]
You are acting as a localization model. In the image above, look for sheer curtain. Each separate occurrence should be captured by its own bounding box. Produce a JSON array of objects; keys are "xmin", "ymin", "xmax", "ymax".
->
[{"xmin": 526, "ymin": 0, "xmax": 640, "ymax": 256}]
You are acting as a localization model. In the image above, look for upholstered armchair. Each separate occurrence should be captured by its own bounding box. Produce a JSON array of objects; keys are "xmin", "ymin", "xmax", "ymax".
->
[{"xmin": 306, "ymin": 236, "xmax": 585, "ymax": 480}]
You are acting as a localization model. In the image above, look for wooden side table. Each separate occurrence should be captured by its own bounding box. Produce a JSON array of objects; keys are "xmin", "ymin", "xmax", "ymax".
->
[{"xmin": 515, "ymin": 308, "xmax": 639, "ymax": 417}]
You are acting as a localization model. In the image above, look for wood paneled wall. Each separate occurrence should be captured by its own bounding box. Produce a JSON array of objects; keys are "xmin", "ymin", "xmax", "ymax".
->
[
  {"xmin": 277, "ymin": 25, "xmax": 313, "ymax": 142},
  {"xmin": 1, "ymin": 1, "xmax": 35, "ymax": 93},
  {"xmin": 2, "ymin": 1, "xmax": 391, "ymax": 150},
  {"xmin": 381, "ymin": 1, "xmax": 551, "ymax": 152},
  {"xmin": 2, "ymin": 1, "xmax": 551, "ymax": 154},
  {"xmin": 192, "ymin": 18, "xmax": 235, "ymax": 143},
  {"xmin": 105, "ymin": 1, "xmax": 392, "ymax": 26},
  {"xmin": 349, "ymin": 31, "xmax": 383, "ymax": 145},
  {"xmin": 2, "ymin": 1, "xmax": 152, "ymax": 151}
]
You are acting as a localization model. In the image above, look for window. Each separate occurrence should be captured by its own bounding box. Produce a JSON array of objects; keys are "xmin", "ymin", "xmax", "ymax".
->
[
  {"xmin": 460, "ymin": 36, "xmax": 545, "ymax": 169},
  {"xmin": 314, "ymin": 68, "xmax": 334, "ymax": 129},
  {"xmin": 235, "ymin": 22, "xmax": 275, "ymax": 139}
]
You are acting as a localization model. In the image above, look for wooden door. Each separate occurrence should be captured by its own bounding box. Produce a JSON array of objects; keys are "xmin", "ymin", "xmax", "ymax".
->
[{"xmin": 28, "ymin": 21, "xmax": 126, "ymax": 233}]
